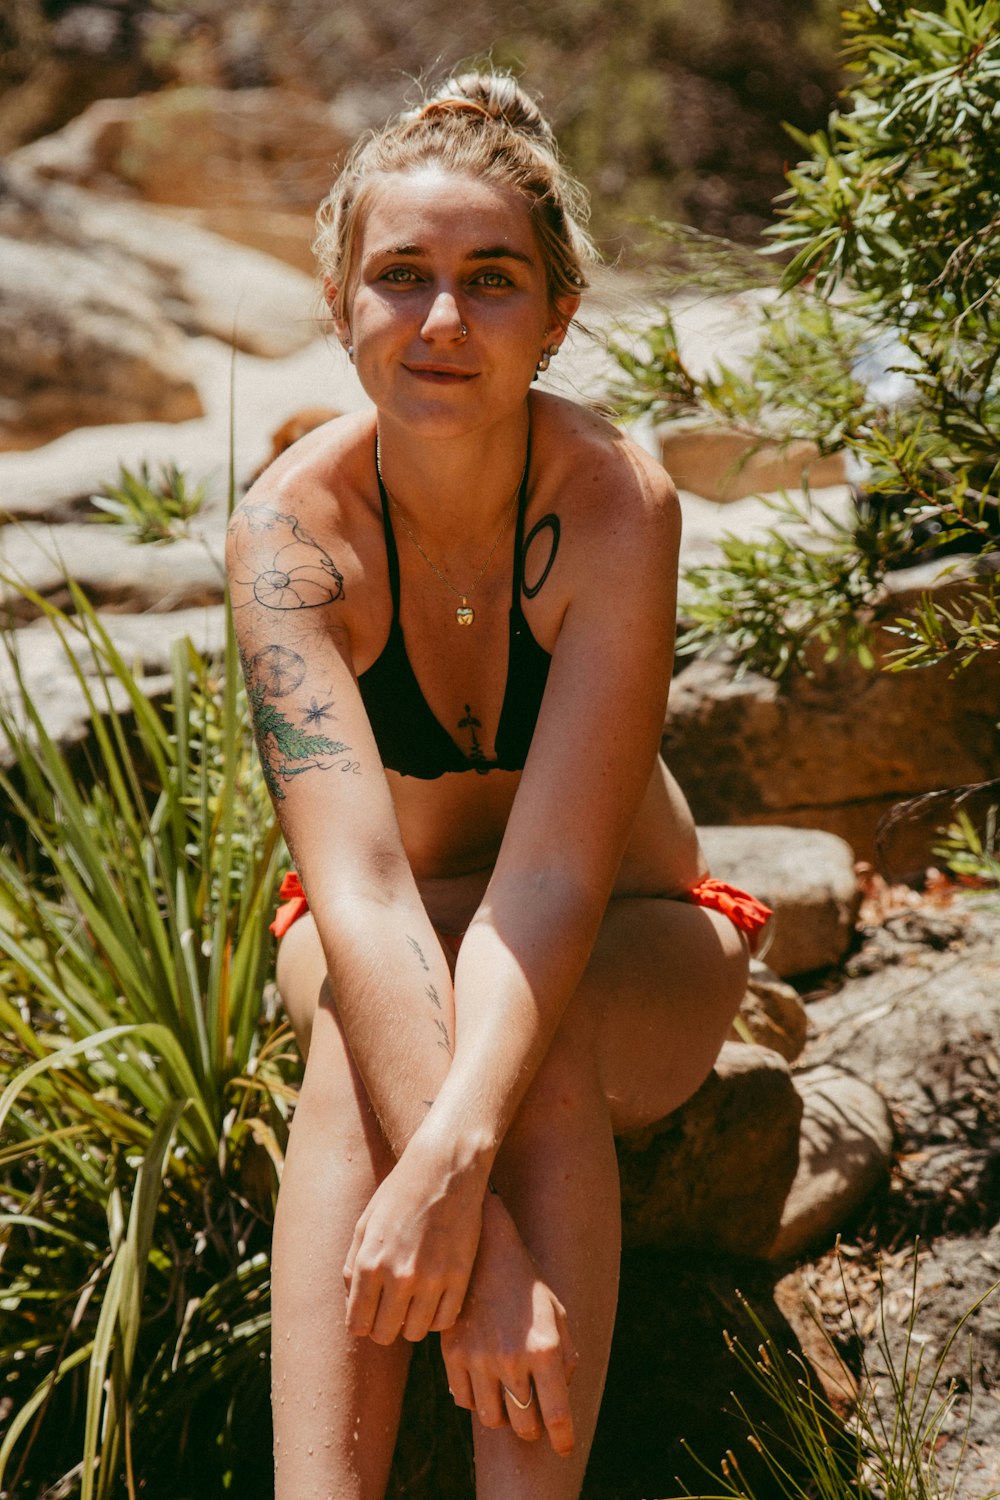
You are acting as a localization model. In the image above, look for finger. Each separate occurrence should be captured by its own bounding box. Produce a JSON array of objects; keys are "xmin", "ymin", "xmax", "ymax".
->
[
  {"xmin": 368, "ymin": 1283, "xmax": 411, "ymax": 1346},
  {"xmin": 554, "ymin": 1301, "xmax": 579, "ymax": 1384},
  {"xmin": 345, "ymin": 1266, "xmax": 383, "ymax": 1338},
  {"xmin": 502, "ymin": 1381, "xmax": 544, "ymax": 1443},
  {"xmin": 532, "ymin": 1357, "xmax": 575, "ymax": 1457},
  {"xmin": 446, "ymin": 1366, "xmax": 475, "ymax": 1411},
  {"xmin": 343, "ymin": 1207, "xmax": 369, "ymax": 1292},
  {"xmin": 470, "ymin": 1371, "xmax": 507, "ymax": 1432},
  {"xmin": 401, "ymin": 1288, "xmax": 444, "ymax": 1344},
  {"xmin": 428, "ymin": 1283, "xmax": 465, "ymax": 1333}
]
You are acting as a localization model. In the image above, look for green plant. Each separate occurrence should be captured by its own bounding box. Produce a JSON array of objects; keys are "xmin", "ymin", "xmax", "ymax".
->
[
  {"xmin": 672, "ymin": 1256, "xmax": 1000, "ymax": 1500},
  {"xmin": 0, "ymin": 578, "xmax": 293, "ymax": 1498},
  {"xmin": 89, "ymin": 462, "xmax": 210, "ymax": 546},
  {"xmin": 611, "ymin": 0, "xmax": 1000, "ymax": 680},
  {"xmin": 933, "ymin": 804, "xmax": 1000, "ymax": 886}
]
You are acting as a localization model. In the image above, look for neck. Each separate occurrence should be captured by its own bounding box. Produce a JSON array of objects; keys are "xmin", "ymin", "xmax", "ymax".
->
[{"xmin": 374, "ymin": 408, "xmax": 531, "ymax": 542}]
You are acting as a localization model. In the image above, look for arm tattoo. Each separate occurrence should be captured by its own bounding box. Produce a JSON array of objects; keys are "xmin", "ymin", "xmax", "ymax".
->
[
  {"xmin": 231, "ymin": 505, "xmax": 345, "ymax": 610},
  {"xmin": 241, "ymin": 646, "xmax": 352, "ymax": 802},
  {"xmin": 406, "ymin": 935, "xmax": 430, "ymax": 971},
  {"xmin": 407, "ymin": 937, "xmax": 453, "ymax": 1055},
  {"xmin": 521, "ymin": 513, "xmax": 560, "ymax": 599}
]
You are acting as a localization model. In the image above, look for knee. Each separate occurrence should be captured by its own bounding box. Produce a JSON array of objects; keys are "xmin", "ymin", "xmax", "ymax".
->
[{"xmin": 504, "ymin": 1018, "xmax": 602, "ymax": 1150}]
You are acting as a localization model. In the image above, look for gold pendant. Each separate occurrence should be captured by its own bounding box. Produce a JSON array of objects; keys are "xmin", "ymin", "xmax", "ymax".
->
[{"xmin": 456, "ymin": 601, "xmax": 475, "ymax": 626}]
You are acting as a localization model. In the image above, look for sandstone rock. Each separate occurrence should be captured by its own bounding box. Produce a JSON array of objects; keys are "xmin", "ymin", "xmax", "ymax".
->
[
  {"xmin": 770, "ymin": 1064, "xmax": 894, "ymax": 1259},
  {"xmin": 667, "ymin": 628, "xmax": 1000, "ymax": 868},
  {"xmin": 0, "ymin": 606, "xmax": 227, "ymax": 769},
  {"xmin": 11, "ymin": 87, "xmax": 350, "ymax": 273},
  {"xmin": 617, "ymin": 1040, "xmax": 802, "ymax": 1257},
  {"xmin": 733, "ymin": 959, "xmax": 808, "ymax": 1060},
  {"xmin": 698, "ymin": 824, "xmax": 860, "ymax": 977},
  {"xmin": 0, "ymin": 522, "xmax": 225, "ymax": 618},
  {"xmin": 660, "ymin": 423, "xmax": 846, "ymax": 502},
  {"xmin": 0, "ymin": 233, "xmax": 202, "ymax": 450}
]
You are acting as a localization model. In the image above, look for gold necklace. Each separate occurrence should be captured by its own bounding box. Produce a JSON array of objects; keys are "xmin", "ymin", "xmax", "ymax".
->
[{"xmin": 375, "ymin": 440, "xmax": 526, "ymax": 626}]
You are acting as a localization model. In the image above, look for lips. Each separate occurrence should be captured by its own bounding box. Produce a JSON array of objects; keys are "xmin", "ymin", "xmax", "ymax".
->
[{"xmin": 404, "ymin": 363, "xmax": 477, "ymax": 381}]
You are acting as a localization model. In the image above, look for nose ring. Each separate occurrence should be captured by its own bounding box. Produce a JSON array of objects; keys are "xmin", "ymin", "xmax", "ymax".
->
[{"xmin": 459, "ymin": 322, "xmax": 468, "ymax": 339}]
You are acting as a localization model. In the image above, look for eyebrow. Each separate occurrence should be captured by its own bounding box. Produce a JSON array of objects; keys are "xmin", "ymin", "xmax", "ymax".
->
[{"xmin": 368, "ymin": 243, "xmax": 536, "ymax": 267}]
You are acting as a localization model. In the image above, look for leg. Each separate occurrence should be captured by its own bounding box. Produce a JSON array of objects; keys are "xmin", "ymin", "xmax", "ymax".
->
[
  {"xmin": 271, "ymin": 916, "xmax": 411, "ymax": 1500},
  {"xmin": 470, "ymin": 896, "xmax": 749, "ymax": 1499}
]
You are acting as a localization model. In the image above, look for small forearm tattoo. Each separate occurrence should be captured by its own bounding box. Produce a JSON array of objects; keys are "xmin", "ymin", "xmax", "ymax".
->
[
  {"xmin": 230, "ymin": 505, "xmax": 345, "ymax": 610},
  {"xmin": 406, "ymin": 936, "xmax": 453, "ymax": 1055},
  {"xmin": 406, "ymin": 935, "xmax": 430, "ymax": 971}
]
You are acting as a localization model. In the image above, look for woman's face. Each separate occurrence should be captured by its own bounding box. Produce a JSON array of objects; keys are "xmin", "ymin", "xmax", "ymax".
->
[{"xmin": 332, "ymin": 168, "xmax": 578, "ymax": 441}]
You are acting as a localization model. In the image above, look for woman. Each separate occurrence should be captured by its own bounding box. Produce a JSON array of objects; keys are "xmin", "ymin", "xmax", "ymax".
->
[{"xmin": 226, "ymin": 70, "xmax": 769, "ymax": 1500}]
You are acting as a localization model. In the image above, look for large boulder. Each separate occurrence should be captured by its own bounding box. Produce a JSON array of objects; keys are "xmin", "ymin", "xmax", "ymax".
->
[
  {"xmin": 770, "ymin": 1064, "xmax": 894, "ymax": 1259},
  {"xmin": 699, "ymin": 824, "xmax": 860, "ymax": 977},
  {"xmin": 10, "ymin": 87, "xmax": 352, "ymax": 273},
  {"xmin": 617, "ymin": 1040, "xmax": 803, "ymax": 1257},
  {"xmin": 0, "ymin": 234, "xmax": 202, "ymax": 450},
  {"xmin": 667, "ymin": 573, "xmax": 1000, "ymax": 868}
]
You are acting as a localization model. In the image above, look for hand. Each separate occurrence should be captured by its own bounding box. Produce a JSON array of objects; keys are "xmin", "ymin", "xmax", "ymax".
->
[
  {"xmin": 440, "ymin": 1193, "xmax": 578, "ymax": 1457},
  {"xmin": 344, "ymin": 1138, "xmax": 485, "ymax": 1346}
]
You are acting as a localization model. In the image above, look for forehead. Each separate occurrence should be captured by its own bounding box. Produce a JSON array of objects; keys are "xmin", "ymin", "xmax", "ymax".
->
[{"xmin": 358, "ymin": 168, "xmax": 541, "ymax": 264}]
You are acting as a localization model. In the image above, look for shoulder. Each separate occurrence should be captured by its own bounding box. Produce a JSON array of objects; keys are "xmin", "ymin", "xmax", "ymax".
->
[{"xmin": 529, "ymin": 392, "xmax": 679, "ymax": 569}]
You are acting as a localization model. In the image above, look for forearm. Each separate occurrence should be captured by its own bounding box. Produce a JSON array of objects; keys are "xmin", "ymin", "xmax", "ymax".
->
[
  {"xmin": 313, "ymin": 891, "xmax": 493, "ymax": 1182},
  {"xmin": 425, "ymin": 873, "xmax": 605, "ymax": 1154}
]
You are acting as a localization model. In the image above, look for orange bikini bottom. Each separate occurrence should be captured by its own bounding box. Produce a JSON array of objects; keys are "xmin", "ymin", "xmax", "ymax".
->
[{"xmin": 270, "ymin": 872, "xmax": 772, "ymax": 955}]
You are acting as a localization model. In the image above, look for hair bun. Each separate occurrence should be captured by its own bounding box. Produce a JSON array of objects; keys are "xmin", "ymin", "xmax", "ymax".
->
[{"xmin": 413, "ymin": 72, "xmax": 557, "ymax": 152}]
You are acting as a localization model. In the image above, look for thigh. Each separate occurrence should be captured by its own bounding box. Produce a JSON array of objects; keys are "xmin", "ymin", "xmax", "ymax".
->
[{"xmin": 579, "ymin": 896, "xmax": 750, "ymax": 1135}]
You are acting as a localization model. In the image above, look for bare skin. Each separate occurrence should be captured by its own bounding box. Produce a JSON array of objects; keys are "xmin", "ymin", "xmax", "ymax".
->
[{"xmin": 227, "ymin": 166, "xmax": 752, "ymax": 1499}]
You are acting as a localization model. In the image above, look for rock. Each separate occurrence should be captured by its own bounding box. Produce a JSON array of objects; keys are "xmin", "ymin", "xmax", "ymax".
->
[
  {"xmin": 803, "ymin": 904, "xmax": 1000, "ymax": 1239},
  {"xmin": 0, "ymin": 233, "xmax": 202, "ymax": 450},
  {"xmin": 667, "ymin": 633, "xmax": 1000, "ymax": 868},
  {"xmin": 734, "ymin": 959, "xmax": 808, "ymax": 1060},
  {"xmin": 11, "ymin": 86, "xmax": 351, "ymax": 274},
  {"xmin": 770, "ymin": 1064, "xmax": 894, "ymax": 1259},
  {"xmin": 659, "ymin": 423, "xmax": 846, "ymax": 502},
  {"xmin": 0, "ymin": 163, "xmax": 321, "ymax": 367},
  {"xmin": 0, "ymin": 522, "xmax": 225, "ymax": 619},
  {"xmin": 698, "ymin": 824, "xmax": 860, "ymax": 977},
  {"xmin": 617, "ymin": 1040, "xmax": 803, "ymax": 1257}
]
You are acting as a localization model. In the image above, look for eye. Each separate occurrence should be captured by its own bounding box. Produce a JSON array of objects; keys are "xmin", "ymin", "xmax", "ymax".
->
[
  {"xmin": 473, "ymin": 270, "xmax": 513, "ymax": 289},
  {"xmin": 380, "ymin": 266, "xmax": 422, "ymax": 284}
]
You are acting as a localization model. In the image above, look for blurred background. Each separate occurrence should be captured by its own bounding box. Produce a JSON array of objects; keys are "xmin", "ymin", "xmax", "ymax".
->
[{"xmin": 0, "ymin": 0, "xmax": 845, "ymax": 257}]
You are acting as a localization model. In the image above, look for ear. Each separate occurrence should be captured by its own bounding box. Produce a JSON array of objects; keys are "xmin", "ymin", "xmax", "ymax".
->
[
  {"xmin": 323, "ymin": 276, "xmax": 351, "ymax": 344},
  {"xmin": 546, "ymin": 293, "xmax": 581, "ymax": 350}
]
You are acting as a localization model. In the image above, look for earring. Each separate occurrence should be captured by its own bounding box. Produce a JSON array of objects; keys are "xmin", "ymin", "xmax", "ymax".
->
[
  {"xmin": 346, "ymin": 344, "xmax": 355, "ymax": 364},
  {"xmin": 536, "ymin": 343, "xmax": 558, "ymax": 375}
]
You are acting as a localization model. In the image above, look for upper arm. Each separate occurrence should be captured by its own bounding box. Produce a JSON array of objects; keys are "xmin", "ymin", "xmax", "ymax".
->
[
  {"xmin": 495, "ymin": 442, "xmax": 681, "ymax": 912},
  {"xmin": 225, "ymin": 495, "xmax": 409, "ymax": 910}
]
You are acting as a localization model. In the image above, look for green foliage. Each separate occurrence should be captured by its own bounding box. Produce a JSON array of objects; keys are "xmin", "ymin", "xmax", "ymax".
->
[
  {"xmin": 89, "ymin": 462, "xmax": 209, "ymax": 546},
  {"xmin": 933, "ymin": 804, "xmax": 1000, "ymax": 886},
  {"xmin": 0, "ymin": 580, "xmax": 293, "ymax": 1498},
  {"xmin": 611, "ymin": 0, "xmax": 1000, "ymax": 679},
  {"xmin": 673, "ymin": 1256, "xmax": 1000, "ymax": 1500}
]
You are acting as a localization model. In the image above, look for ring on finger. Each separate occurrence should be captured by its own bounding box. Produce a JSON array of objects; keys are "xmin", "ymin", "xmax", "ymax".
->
[{"xmin": 503, "ymin": 1383, "xmax": 533, "ymax": 1411}]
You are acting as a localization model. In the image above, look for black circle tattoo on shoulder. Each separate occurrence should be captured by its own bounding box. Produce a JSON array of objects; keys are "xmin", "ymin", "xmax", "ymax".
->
[
  {"xmin": 252, "ymin": 644, "xmax": 306, "ymax": 697},
  {"xmin": 521, "ymin": 513, "xmax": 560, "ymax": 600}
]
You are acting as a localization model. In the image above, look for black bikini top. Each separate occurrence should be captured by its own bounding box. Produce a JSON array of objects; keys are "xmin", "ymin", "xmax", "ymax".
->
[{"xmin": 357, "ymin": 441, "xmax": 552, "ymax": 778}]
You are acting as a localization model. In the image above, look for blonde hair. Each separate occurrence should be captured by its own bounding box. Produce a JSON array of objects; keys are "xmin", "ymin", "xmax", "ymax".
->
[{"xmin": 315, "ymin": 72, "xmax": 598, "ymax": 318}]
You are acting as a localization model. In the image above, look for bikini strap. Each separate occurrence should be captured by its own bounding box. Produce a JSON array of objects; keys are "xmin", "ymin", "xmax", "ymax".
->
[
  {"xmin": 373, "ymin": 437, "xmax": 402, "ymax": 621},
  {"xmin": 510, "ymin": 430, "xmax": 534, "ymax": 611}
]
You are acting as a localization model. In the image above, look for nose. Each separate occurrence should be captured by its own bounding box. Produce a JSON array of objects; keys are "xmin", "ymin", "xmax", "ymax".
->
[{"xmin": 420, "ymin": 289, "xmax": 465, "ymax": 342}]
